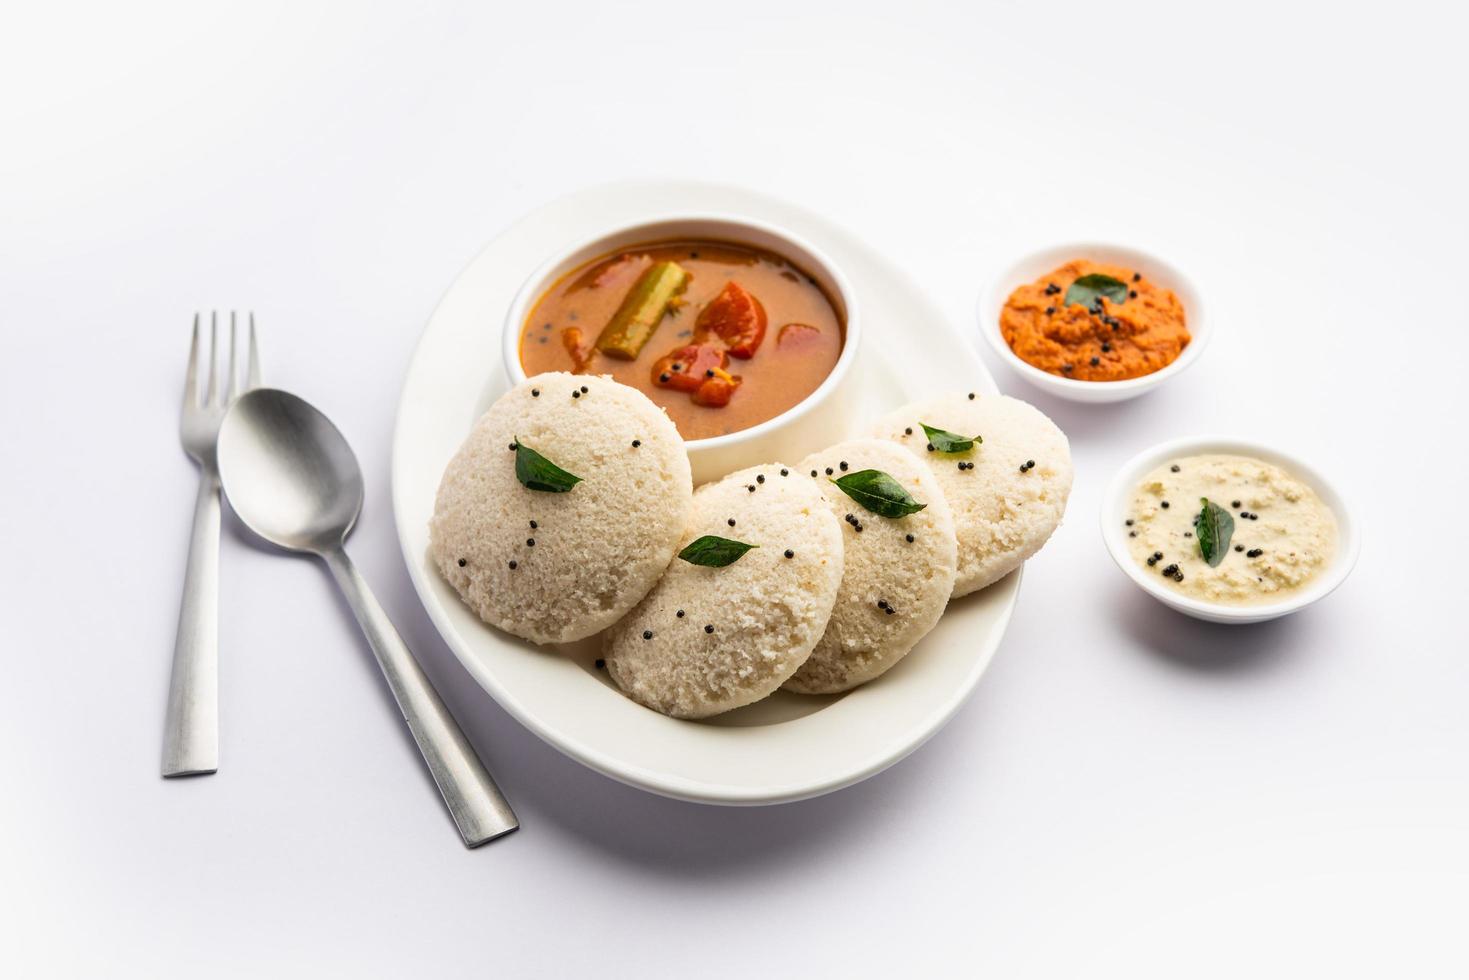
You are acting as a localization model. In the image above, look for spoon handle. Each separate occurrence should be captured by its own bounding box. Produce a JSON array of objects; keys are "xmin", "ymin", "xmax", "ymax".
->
[{"xmin": 322, "ymin": 547, "xmax": 518, "ymax": 847}]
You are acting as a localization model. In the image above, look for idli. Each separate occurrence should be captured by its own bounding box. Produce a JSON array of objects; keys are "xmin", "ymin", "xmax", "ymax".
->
[
  {"xmin": 605, "ymin": 464, "xmax": 843, "ymax": 719},
  {"xmin": 430, "ymin": 371, "xmax": 692, "ymax": 644},
  {"xmin": 870, "ymin": 391, "xmax": 1072, "ymax": 597},
  {"xmin": 783, "ymin": 440, "xmax": 958, "ymax": 694}
]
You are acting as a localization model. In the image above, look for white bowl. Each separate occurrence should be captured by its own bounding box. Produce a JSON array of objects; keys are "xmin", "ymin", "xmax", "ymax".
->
[
  {"xmin": 1100, "ymin": 436, "xmax": 1360, "ymax": 624},
  {"xmin": 977, "ymin": 242, "xmax": 1209, "ymax": 403},
  {"xmin": 501, "ymin": 214, "xmax": 861, "ymax": 486}
]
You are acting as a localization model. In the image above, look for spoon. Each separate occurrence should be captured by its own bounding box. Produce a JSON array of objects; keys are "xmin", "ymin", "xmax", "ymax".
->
[{"xmin": 217, "ymin": 388, "xmax": 517, "ymax": 847}]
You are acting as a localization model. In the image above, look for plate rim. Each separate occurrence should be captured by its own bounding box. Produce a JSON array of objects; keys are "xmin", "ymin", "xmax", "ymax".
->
[{"xmin": 390, "ymin": 178, "xmax": 1020, "ymax": 805}]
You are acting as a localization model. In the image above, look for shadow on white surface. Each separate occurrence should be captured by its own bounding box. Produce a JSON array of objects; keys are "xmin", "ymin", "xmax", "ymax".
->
[
  {"xmin": 222, "ymin": 504, "xmax": 461, "ymax": 813},
  {"xmin": 378, "ymin": 550, "xmax": 938, "ymax": 872},
  {"xmin": 979, "ymin": 356, "xmax": 1168, "ymax": 443},
  {"xmin": 1109, "ymin": 585, "xmax": 1319, "ymax": 675}
]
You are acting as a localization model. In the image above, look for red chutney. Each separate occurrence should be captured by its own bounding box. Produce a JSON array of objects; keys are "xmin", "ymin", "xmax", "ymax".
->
[
  {"xmin": 1000, "ymin": 260, "xmax": 1189, "ymax": 381},
  {"xmin": 520, "ymin": 240, "xmax": 843, "ymax": 440}
]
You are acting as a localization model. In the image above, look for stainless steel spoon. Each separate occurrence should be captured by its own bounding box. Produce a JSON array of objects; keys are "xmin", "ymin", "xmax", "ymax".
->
[{"xmin": 217, "ymin": 387, "xmax": 517, "ymax": 847}]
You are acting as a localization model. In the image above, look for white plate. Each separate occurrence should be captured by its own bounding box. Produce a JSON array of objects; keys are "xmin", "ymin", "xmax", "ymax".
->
[{"xmin": 391, "ymin": 179, "xmax": 1020, "ymax": 805}]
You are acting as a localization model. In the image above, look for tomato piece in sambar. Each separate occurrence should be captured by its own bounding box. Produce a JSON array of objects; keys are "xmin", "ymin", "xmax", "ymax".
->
[
  {"xmin": 695, "ymin": 281, "xmax": 767, "ymax": 359},
  {"xmin": 652, "ymin": 343, "xmax": 727, "ymax": 394}
]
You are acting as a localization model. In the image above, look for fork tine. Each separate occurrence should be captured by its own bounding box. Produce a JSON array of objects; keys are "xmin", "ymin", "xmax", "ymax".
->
[
  {"xmin": 184, "ymin": 313, "xmax": 201, "ymax": 407},
  {"xmin": 205, "ymin": 312, "xmax": 220, "ymax": 406},
  {"xmin": 226, "ymin": 312, "xmax": 239, "ymax": 400},
  {"xmin": 246, "ymin": 312, "xmax": 261, "ymax": 389}
]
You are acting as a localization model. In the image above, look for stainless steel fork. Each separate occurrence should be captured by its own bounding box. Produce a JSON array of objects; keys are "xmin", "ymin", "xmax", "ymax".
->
[{"xmin": 163, "ymin": 312, "xmax": 260, "ymax": 777}]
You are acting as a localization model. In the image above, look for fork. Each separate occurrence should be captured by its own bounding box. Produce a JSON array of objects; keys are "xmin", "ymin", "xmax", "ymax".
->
[{"xmin": 163, "ymin": 312, "xmax": 260, "ymax": 777}]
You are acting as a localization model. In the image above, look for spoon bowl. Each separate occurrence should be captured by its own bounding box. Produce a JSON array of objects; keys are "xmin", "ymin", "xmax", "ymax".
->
[{"xmin": 218, "ymin": 389, "xmax": 363, "ymax": 553}]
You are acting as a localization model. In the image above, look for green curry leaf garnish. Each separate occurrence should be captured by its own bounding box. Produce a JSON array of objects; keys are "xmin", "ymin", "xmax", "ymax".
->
[
  {"xmin": 1064, "ymin": 273, "xmax": 1129, "ymax": 309},
  {"xmin": 1195, "ymin": 497, "xmax": 1235, "ymax": 567},
  {"xmin": 831, "ymin": 469, "xmax": 928, "ymax": 519},
  {"xmin": 514, "ymin": 439, "xmax": 583, "ymax": 493},
  {"xmin": 678, "ymin": 535, "xmax": 758, "ymax": 567},
  {"xmin": 920, "ymin": 423, "xmax": 982, "ymax": 454}
]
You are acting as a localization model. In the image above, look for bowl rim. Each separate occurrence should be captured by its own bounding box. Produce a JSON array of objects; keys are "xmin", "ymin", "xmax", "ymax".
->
[
  {"xmin": 500, "ymin": 212, "xmax": 862, "ymax": 451},
  {"xmin": 1099, "ymin": 435, "xmax": 1361, "ymax": 622},
  {"xmin": 976, "ymin": 240, "xmax": 1210, "ymax": 399}
]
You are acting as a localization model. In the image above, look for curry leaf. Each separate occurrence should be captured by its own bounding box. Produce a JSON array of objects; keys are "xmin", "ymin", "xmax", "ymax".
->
[
  {"xmin": 830, "ymin": 469, "xmax": 928, "ymax": 518},
  {"xmin": 920, "ymin": 423, "xmax": 982, "ymax": 454},
  {"xmin": 1194, "ymin": 497, "xmax": 1235, "ymax": 567},
  {"xmin": 1064, "ymin": 273, "xmax": 1129, "ymax": 309},
  {"xmin": 514, "ymin": 439, "xmax": 583, "ymax": 493},
  {"xmin": 678, "ymin": 535, "xmax": 757, "ymax": 567}
]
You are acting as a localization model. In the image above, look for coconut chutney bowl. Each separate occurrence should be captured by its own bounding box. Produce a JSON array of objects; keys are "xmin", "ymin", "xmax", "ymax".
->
[
  {"xmin": 502, "ymin": 214, "xmax": 862, "ymax": 485},
  {"xmin": 1101, "ymin": 436, "xmax": 1360, "ymax": 624},
  {"xmin": 978, "ymin": 241, "xmax": 1209, "ymax": 404}
]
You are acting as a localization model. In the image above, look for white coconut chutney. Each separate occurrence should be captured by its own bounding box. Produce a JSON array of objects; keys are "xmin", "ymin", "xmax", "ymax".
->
[{"xmin": 1126, "ymin": 453, "xmax": 1336, "ymax": 606}]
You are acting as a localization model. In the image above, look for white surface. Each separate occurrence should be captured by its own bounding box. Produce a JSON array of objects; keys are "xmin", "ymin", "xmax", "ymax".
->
[
  {"xmin": 2, "ymin": 1, "xmax": 1464, "ymax": 977},
  {"xmin": 1100, "ymin": 436, "xmax": 1361, "ymax": 624},
  {"xmin": 395, "ymin": 180, "xmax": 1015, "ymax": 803},
  {"xmin": 978, "ymin": 240, "xmax": 1210, "ymax": 402}
]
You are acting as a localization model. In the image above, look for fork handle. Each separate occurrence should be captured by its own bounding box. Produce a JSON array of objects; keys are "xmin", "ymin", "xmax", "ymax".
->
[
  {"xmin": 162, "ymin": 472, "xmax": 221, "ymax": 777},
  {"xmin": 322, "ymin": 547, "xmax": 518, "ymax": 847}
]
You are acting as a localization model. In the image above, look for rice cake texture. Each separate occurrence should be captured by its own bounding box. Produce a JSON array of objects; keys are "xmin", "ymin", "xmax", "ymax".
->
[
  {"xmin": 605, "ymin": 464, "xmax": 843, "ymax": 719},
  {"xmin": 783, "ymin": 440, "xmax": 958, "ymax": 694},
  {"xmin": 870, "ymin": 392, "xmax": 1072, "ymax": 597},
  {"xmin": 431, "ymin": 372, "xmax": 692, "ymax": 644}
]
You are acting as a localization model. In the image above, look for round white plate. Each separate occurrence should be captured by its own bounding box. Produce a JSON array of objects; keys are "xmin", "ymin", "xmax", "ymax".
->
[{"xmin": 391, "ymin": 179, "xmax": 1020, "ymax": 805}]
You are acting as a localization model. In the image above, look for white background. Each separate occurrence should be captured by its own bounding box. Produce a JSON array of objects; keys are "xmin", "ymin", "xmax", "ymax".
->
[{"xmin": 3, "ymin": 1, "xmax": 1465, "ymax": 976}]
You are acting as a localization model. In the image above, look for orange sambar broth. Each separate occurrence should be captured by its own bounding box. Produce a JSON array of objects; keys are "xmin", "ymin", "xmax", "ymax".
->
[{"xmin": 519, "ymin": 240, "xmax": 844, "ymax": 441}]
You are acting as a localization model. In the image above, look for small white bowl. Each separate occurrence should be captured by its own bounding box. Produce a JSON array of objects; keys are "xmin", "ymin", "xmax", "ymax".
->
[
  {"xmin": 977, "ymin": 242, "xmax": 1209, "ymax": 403},
  {"xmin": 1100, "ymin": 436, "xmax": 1360, "ymax": 624},
  {"xmin": 502, "ymin": 214, "xmax": 861, "ymax": 485}
]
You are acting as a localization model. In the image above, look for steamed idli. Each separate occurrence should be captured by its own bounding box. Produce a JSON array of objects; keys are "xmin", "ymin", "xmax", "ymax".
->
[
  {"xmin": 605, "ymin": 464, "xmax": 843, "ymax": 718},
  {"xmin": 431, "ymin": 372, "xmax": 692, "ymax": 644},
  {"xmin": 870, "ymin": 391, "xmax": 1071, "ymax": 596},
  {"xmin": 783, "ymin": 440, "xmax": 958, "ymax": 694}
]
